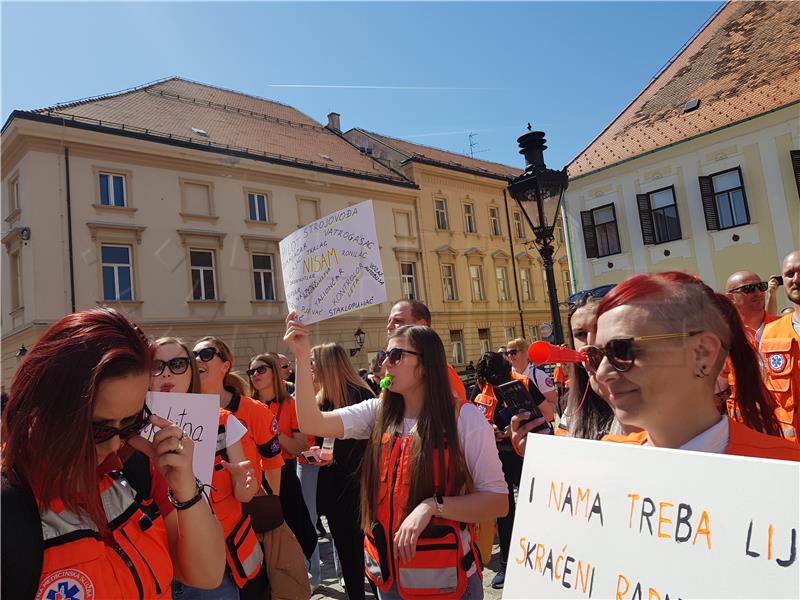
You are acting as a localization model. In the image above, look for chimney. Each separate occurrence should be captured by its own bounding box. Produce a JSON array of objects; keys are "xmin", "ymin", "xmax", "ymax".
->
[{"xmin": 327, "ymin": 112, "xmax": 341, "ymax": 132}]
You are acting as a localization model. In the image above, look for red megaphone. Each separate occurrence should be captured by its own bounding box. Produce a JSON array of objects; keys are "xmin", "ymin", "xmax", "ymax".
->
[{"xmin": 528, "ymin": 341, "xmax": 586, "ymax": 365}]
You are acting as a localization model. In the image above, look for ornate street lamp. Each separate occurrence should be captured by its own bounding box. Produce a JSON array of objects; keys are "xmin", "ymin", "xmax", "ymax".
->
[
  {"xmin": 16, "ymin": 344, "xmax": 28, "ymax": 362},
  {"xmin": 349, "ymin": 328, "xmax": 366, "ymax": 357},
  {"xmin": 507, "ymin": 125, "xmax": 569, "ymax": 345}
]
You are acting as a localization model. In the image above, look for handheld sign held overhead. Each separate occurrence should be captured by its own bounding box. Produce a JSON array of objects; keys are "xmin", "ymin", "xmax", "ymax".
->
[
  {"xmin": 279, "ymin": 199, "xmax": 387, "ymax": 325},
  {"xmin": 504, "ymin": 435, "xmax": 799, "ymax": 599}
]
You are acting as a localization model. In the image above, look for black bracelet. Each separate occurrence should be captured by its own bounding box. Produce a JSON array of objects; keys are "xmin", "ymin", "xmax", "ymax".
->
[{"xmin": 167, "ymin": 478, "xmax": 204, "ymax": 511}]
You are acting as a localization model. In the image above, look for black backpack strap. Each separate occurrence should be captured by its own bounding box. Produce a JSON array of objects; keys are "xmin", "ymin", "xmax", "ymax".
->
[{"xmin": 1, "ymin": 471, "xmax": 43, "ymax": 600}]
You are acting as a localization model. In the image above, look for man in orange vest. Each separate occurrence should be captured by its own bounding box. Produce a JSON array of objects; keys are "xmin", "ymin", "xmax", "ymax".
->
[
  {"xmin": 760, "ymin": 250, "xmax": 800, "ymax": 443},
  {"xmin": 386, "ymin": 299, "xmax": 467, "ymax": 402},
  {"xmin": 725, "ymin": 270, "xmax": 779, "ymax": 342}
]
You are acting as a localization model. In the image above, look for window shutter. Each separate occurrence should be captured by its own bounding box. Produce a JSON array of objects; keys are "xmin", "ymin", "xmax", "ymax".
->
[
  {"xmin": 581, "ymin": 210, "xmax": 599, "ymax": 259},
  {"xmin": 698, "ymin": 175, "xmax": 719, "ymax": 231},
  {"xmin": 791, "ymin": 150, "xmax": 800, "ymax": 199},
  {"xmin": 636, "ymin": 193, "xmax": 655, "ymax": 245}
]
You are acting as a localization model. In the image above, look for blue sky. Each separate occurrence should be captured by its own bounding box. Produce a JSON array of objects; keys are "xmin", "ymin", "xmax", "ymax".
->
[{"xmin": 2, "ymin": 1, "xmax": 723, "ymax": 169}]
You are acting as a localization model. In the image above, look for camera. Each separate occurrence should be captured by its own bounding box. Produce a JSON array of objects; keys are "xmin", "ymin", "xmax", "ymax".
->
[{"xmin": 770, "ymin": 275, "xmax": 783, "ymax": 286}]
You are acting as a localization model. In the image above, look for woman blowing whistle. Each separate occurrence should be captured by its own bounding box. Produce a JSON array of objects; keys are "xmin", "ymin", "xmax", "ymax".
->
[{"xmin": 284, "ymin": 312, "xmax": 508, "ymax": 599}]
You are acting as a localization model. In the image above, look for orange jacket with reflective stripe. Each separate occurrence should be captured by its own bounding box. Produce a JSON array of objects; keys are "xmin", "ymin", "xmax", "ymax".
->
[
  {"xmin": 226, "ymin": 391, "xmax": 284, "ymax": 481},
  {"xmin": 602, "ymin": 417, "xmax": 800, "ymax": 461},
  {"xmin": 363, "ymin": 398, "xmax": 480, "ymax": 599},
  {"xmin": 35, "ymin": 465, "xmax": 172, "ymax": 600},
  {"xmin": 211, "ymin": 410, "xmax": 264, "ymax": 588},
  {"xmin": 473, "ymin": 371, "xmax": 530, "ymax": 426},
  {"xmin": 760, "ymin": 314, "xmax": 800, "ymax": 442}
]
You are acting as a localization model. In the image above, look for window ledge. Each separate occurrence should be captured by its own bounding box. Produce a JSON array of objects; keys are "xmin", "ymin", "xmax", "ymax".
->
[
  {"xmin": 4, "ymin": 208, "xmax": 21, "ymax": 223},
  {"xmin": 710, "ymin": 223, "xmax": 759, "ymax": 251},
  {"xmin": 187, "ymin": 299, "xmax": 226, "ymax": 305},
  {"xmin": 250, "ymin": 299, "xmax": 283, "ymax": 304},
  {"xmin": 180, "ymin": 213, "xmax": 219, "ymax": 223},
  {"xmin": 92, "ymin": 204, "xmax": 137, "ymax": 215},
  {"xmin": 96, "ymin": 300, "xmax": 143, "ymax": 306},
  {"xmin": 443, "ymin": 299, "xmax": 462, "ymax": 304},
  {"xmin": 244, "ymin": 219, "xmax": 278, "ymax": 228},
  {"xmin": 471, "ymin": 299, "xmax": 489, "ymax": 304}
]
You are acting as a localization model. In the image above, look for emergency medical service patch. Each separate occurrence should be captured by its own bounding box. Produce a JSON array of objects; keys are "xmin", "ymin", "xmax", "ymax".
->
[
  {"xmin": 768, "ymin": 353, "xmax": 787, "ymax": 373},
  {"xmin": 37, "ymin": 568, "xmax": 95, "ymax": 600},
  {"xmin": 271, "ymin": 438, "xmax": 281, "ymax": 454},
  {"xmin": 271, "ymin": 417, "xmax": 279, "ymax": 434}
]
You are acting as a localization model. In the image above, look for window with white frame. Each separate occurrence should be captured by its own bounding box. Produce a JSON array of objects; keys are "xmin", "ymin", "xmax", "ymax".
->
[
  {"xmin": 463, "ymin": 203, "xmax": 476, "ymax": 233},
  {"xmin": 442, "ymin": 264, "xmax": 457, "ymax": 301},
  {"xmin": 478, "ymin": 328, "xmax": 491, "ymax": 355},
  {"xmin": 101, "ymin": 245, "xmax": 134, "ymax": 301},
  {"xmin": 504, "ymin": 326, "xmax": 516, "ymax": 342},
  {"xmin": 489, "ymin": 207, "xmax": 502, "ymax": 236},
  {"xmin": 190, "ymin": 249, "xmax": 217, "ymax": 300},
  {"xmin": 495, "ymin": 266, "xmax": 510, "ymax": 301},
  {"xmin": 708, "ymin": 168, "xmax": 749, "ymax": 230},
  {"xmin": 400, "ymin": 262, "xmax": 418, "ymax": 300},
  {"xmin": 469, "ymin": 265, "xmax": 485, "ymax": 301},
  {"xmin": 248, "ymin": 192, "xmax": 269, "ymax": 222},
  {"xmin": 520, "ymin": 268, "xmax": 533, "ymax": 301},
  {"xmin": 434, "ymin": 199, "xmax": 449, "ymax": 230},
  {"xmin": 513, "ymin": 211, "xmax": 526, "ymax": 239},
  {"xmin": 450, "ymin": 330, "xmax": 465, "ymax": 365},
  {"xmin": 528, "ymin": 325, "xmax": 538, "ymax": 341},
  {"xmin": 99, "ymin": 173, "xmax": 126, "ymax": 207},
  {"xmin": 252, "ymin": 253, "xmax": 276, "ymax": 301}
]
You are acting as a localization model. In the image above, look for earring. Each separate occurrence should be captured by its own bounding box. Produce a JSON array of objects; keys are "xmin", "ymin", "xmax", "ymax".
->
[{"xmin": 695, "ymin": 364, "xmax": 710, "ymax": 379}]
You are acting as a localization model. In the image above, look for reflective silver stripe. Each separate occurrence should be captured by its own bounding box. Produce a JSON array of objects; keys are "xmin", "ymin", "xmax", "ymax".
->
[
  {"xmin": 364, "ymin": 551, "xmax": 384, "ymax": 581},
  {"xmin": 242, "ymin": 541, "xmax": 264, "ymax": 576},
  {"xmin": 398, "ymin": 566, "xmax": 457, "ymax": 591},
  {"xmin": 41, "ymin": 477, "xmax": 137, "ymax": 542}
]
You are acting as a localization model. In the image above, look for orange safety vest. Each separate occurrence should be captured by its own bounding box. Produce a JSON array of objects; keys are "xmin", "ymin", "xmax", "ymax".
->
[
  {"xmin": 760, "ymin": 314, "xmax": 800, "ymax": 442},
  {"xmin": 473, "ymin": 371, "xmax": 531, "ymax": 425},
  {"xmin": 35, "ymin": 464, "xmax": 173, "ymax": 600},
  {"xmin": 363, "ymin": 400, "xmax": 481, "ymax": 599},
  {"xmin": 602, "ymin": 417, "xmax": 800, "ymax": 461},
  {"xmin": 211, "ymin": 410, "xmax": 264, "ymax": 588},
  {"xmin": 226, "ymin": 391, "xmax": 284, "ymax": 482}
]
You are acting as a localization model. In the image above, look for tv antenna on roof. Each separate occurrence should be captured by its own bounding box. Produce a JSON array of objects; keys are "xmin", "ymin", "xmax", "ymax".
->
[{"xmin": 468, "ymin": 132, "xmax": 489, "ymax": 158}]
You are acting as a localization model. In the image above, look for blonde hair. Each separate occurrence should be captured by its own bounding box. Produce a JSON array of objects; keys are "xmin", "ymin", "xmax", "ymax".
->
[
  {"xmin": 153, "ymin": 337, "xmax": 200, "ymax": 393},
  {"xmin": 249, "ymin": 353, "xmax": 290, "ymax": 404},
  {"xmin": 311, "ymin": 343, "xmax": 372, "ymax": 409},
  {"xmin": 506, "ymin": 338, "xmax": 530, "ymax": 352},
  {"xmin": 227, "ymin": 371, "xmax": 252, "ymax": 397}
]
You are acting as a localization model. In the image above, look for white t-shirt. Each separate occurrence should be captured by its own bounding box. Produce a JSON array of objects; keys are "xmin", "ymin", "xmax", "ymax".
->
[
  {"xmin": 522, "ymin": 363, "xmax": 556, "ymax": 395},
  {"xmin": 338, "ymin": 398, "xmax": 507, "ymax": 495}
]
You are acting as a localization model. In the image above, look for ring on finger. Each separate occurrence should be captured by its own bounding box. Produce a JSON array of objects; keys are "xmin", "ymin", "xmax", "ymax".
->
[{"xmin": 173, "ymin": 439, "xmax": 184, "ymax": 454}]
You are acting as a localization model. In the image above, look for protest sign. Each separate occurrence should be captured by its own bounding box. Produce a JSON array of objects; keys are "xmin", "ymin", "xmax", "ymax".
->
[
  {"xmin": 142, "ymin": 391, "xmax": 220, "ymax": 487},
  {"xmin": 279, "ymin": 199, "xmax": 386, "ymax": 325},
  {"xmin": 504, "ymin": 435, "xmax": 799, "ymax": 599}
]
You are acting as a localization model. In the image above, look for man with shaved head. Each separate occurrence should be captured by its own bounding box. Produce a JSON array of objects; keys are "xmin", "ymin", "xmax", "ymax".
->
[
  {"xmin": 760, "ymin": 250, "xmax": 800, "ymax": 443},
  {"xmin": 725, "ymin": 270, "xmax": 779, "ymax": 342}
]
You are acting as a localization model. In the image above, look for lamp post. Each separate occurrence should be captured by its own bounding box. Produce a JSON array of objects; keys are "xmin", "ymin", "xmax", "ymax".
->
[
  {"xmin": 16, "ymin": 344, "xmax": 28, "ymax": 362},
  {"xmin": 507, "ymin": 125, "xmax": 569, "ymax": 346},
  {"xmin": 349, "ymin": 328, "xmax": 366, "ymax": 357}
]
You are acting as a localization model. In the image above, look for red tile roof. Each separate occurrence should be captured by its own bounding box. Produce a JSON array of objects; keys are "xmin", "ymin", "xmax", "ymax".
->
[
  {"xmin": 569, "ymin": 1, "xmax": 800, "ymax": 179},
  {"xmin": 16, "ymin": 78, "xmax": 414, "ymax": 186},
  {"xmin": 353, "ymin": 129, "xmax": 521, "ymax": 180}
]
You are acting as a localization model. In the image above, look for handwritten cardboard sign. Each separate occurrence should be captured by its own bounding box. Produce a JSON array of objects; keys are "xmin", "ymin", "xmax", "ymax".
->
[
  {"xmin": 504, "ymin": 434, "xmax": 799, "ymax": 599},
  {"xmin": 142, "ymin": 392, "xmax": 220, "ymax": 487},
  {"xmin": 279, "ymin": 199, "xmax": 386, "ymax": 325}
]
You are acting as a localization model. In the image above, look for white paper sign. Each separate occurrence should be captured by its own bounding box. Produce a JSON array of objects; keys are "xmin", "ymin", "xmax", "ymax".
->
[
  {"xmin": 504, "ymin": 435, "xmax": 799, "ymax": 599},
  {"xmin": 141, "ymin": 391, "xmax": 220, "ymax": 487},
  {"xmin": 279, "ymin": 199, "xmax": 386, "ymax": 325}
]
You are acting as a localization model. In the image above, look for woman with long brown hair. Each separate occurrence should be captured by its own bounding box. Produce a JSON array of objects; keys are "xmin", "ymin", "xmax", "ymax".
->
[
  {"xmin": 309, "ymin": 342, "xmax": 374, "ymax": 600},
  {"xmin": 285, "ymin": 312, "xmax": 507, "ymax": 599},
  {"xmin": 1, "ymin": 309, "xmax": 225, "ymax": 599}
]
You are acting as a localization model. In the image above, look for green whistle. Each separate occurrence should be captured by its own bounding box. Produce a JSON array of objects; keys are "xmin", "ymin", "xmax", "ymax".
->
[{"xmin": 379, "ymin": 375, "xmax": 393, "ymax": 390}]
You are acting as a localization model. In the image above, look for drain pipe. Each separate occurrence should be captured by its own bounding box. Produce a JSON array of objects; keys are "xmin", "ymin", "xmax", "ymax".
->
[{"xmin": 65, "ymin": 147, "xmax": 76, "ymax": 312}]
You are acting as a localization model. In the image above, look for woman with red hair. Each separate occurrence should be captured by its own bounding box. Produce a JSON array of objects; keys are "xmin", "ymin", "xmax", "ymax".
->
[
  {"xmin": 1, "ymin": 308, "xmax": 225, "ymax": 599},
  {"xmin": 587, "ymin": 272, "xmax": 798, "ymax": 460}
]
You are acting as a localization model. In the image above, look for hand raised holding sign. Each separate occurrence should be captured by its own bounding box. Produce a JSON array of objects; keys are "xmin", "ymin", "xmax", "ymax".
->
[
  {"xmin": 128, "ymin": 413, "xmax": 198, "ymax": 502},
  {"xmin": 283, "ymin": 311, "xmax": 312, "ymax": 359}
]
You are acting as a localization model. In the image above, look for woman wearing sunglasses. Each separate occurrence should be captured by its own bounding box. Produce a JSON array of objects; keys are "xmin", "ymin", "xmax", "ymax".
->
[
  {"xmin": 151, "ymin": 338, "xmax": 262, "ymax": 600},
  {"xmin": 285, "ymin": 312, "xmax": 507, "ymax": 599},
  {"xmin": 310, "ymin": 342, "xmax": 375, "ymax": 600},
  {"xmin": 1, "ymin": 309, "xmax": 225, "ymax": 600},
  {"xmin": 589, "ymin": 272, "xmax": 798, "ymax": 460}
]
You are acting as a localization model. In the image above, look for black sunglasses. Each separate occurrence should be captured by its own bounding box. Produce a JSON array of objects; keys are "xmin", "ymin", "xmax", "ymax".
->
[
  {"xmin": 193, "ymin": 347, "xmax": 226, "ymax": 362},
  {"xmin": 567, "ymin": 284, "xmax": 616, "ymax": 307},
  {"xmin": 93, "ymin": 405, "xmax": 152, "ymax": 444},
  {"xmin": 584, "ymin": 332, "xmax": 701, "ymax": 373},
  {"xmin": 503, "ymin": 349, "xmax": 519, "ymax": 357},
  {"xmin": 382, "ymin": 347, "xmax": 422, "ymax": 366},
  {"xmin": 246, "ymin": 364, "xmax": 271, "ymax": 377},
  {"xmin": 152, "ymin": 357, "xmax": 191, "ymax": 377},
  {"xmin": 728, "ymin": 281, "xmax": 768, "ymax": 295}
]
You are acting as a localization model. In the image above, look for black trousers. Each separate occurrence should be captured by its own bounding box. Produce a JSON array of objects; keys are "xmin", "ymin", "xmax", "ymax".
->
[
  {"xmin": 279, "ymin": 459, "xmax": 318, "ymax": 560},
  {"xmin": 323, "ymin": 487, "xmax": 366, "ymax": 600},
  {"xmin": 497, "ymin": 448, "xmax": 524, "ymax": 566},
  {"xmin": 238, "ymin": 564, "xmax": 269, "ymax": 600}
]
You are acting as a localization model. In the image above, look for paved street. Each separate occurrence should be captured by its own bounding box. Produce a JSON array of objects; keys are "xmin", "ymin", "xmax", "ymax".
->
[{"xmin": 311, "ymin": 518, "xmax": 504, "ymax": 600}]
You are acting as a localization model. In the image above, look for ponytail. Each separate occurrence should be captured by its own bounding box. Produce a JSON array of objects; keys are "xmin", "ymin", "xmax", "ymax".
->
[{"xmin": 712, "ymin": 293, "xmax": 780, "ymax": 436}]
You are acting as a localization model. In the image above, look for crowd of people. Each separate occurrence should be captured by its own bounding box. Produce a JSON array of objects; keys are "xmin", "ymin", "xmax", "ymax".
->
[{"xmin": 2, "ymin": 249, "xmax": 799, "ymax": 600}]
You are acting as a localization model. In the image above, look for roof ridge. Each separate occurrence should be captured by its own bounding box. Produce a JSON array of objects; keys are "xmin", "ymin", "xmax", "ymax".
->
[
  {"xmin": 31, "ymin": 76, "xmax": 179, "ymax": 113},
  {"xmin": 566, "ymin": 0, "xmax": 728, "ymax": 169}
]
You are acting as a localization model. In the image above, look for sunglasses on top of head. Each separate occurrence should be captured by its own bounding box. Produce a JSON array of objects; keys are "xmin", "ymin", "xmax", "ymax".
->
[
  {"xmin": 193, "ymin": 347, "xmax": 225, "ymax": 362},
  {"xmin": 583, "ymin": 332, "xmax": 701, "ymax": 373},
  {"xmin": 93, "ymin": 405, "xmax": 152, "ymax": 444},
  {"xmin": 382, "ymin": 347, "xmax": 422, "ymax": 366},
  {"xmin": 728, "ymin": 281, "xmax": 768, "ymax": 295},
  {"xmin": 152, "ymin": 357, "xmax": 191, "ymax": 377},
  {"xmin": 567, "ymin": 284, "xmax": 616, "ymax": 308},
  {"xmin": 246, "ymin": 364, "xmax": 272, "ymax": 377}
]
